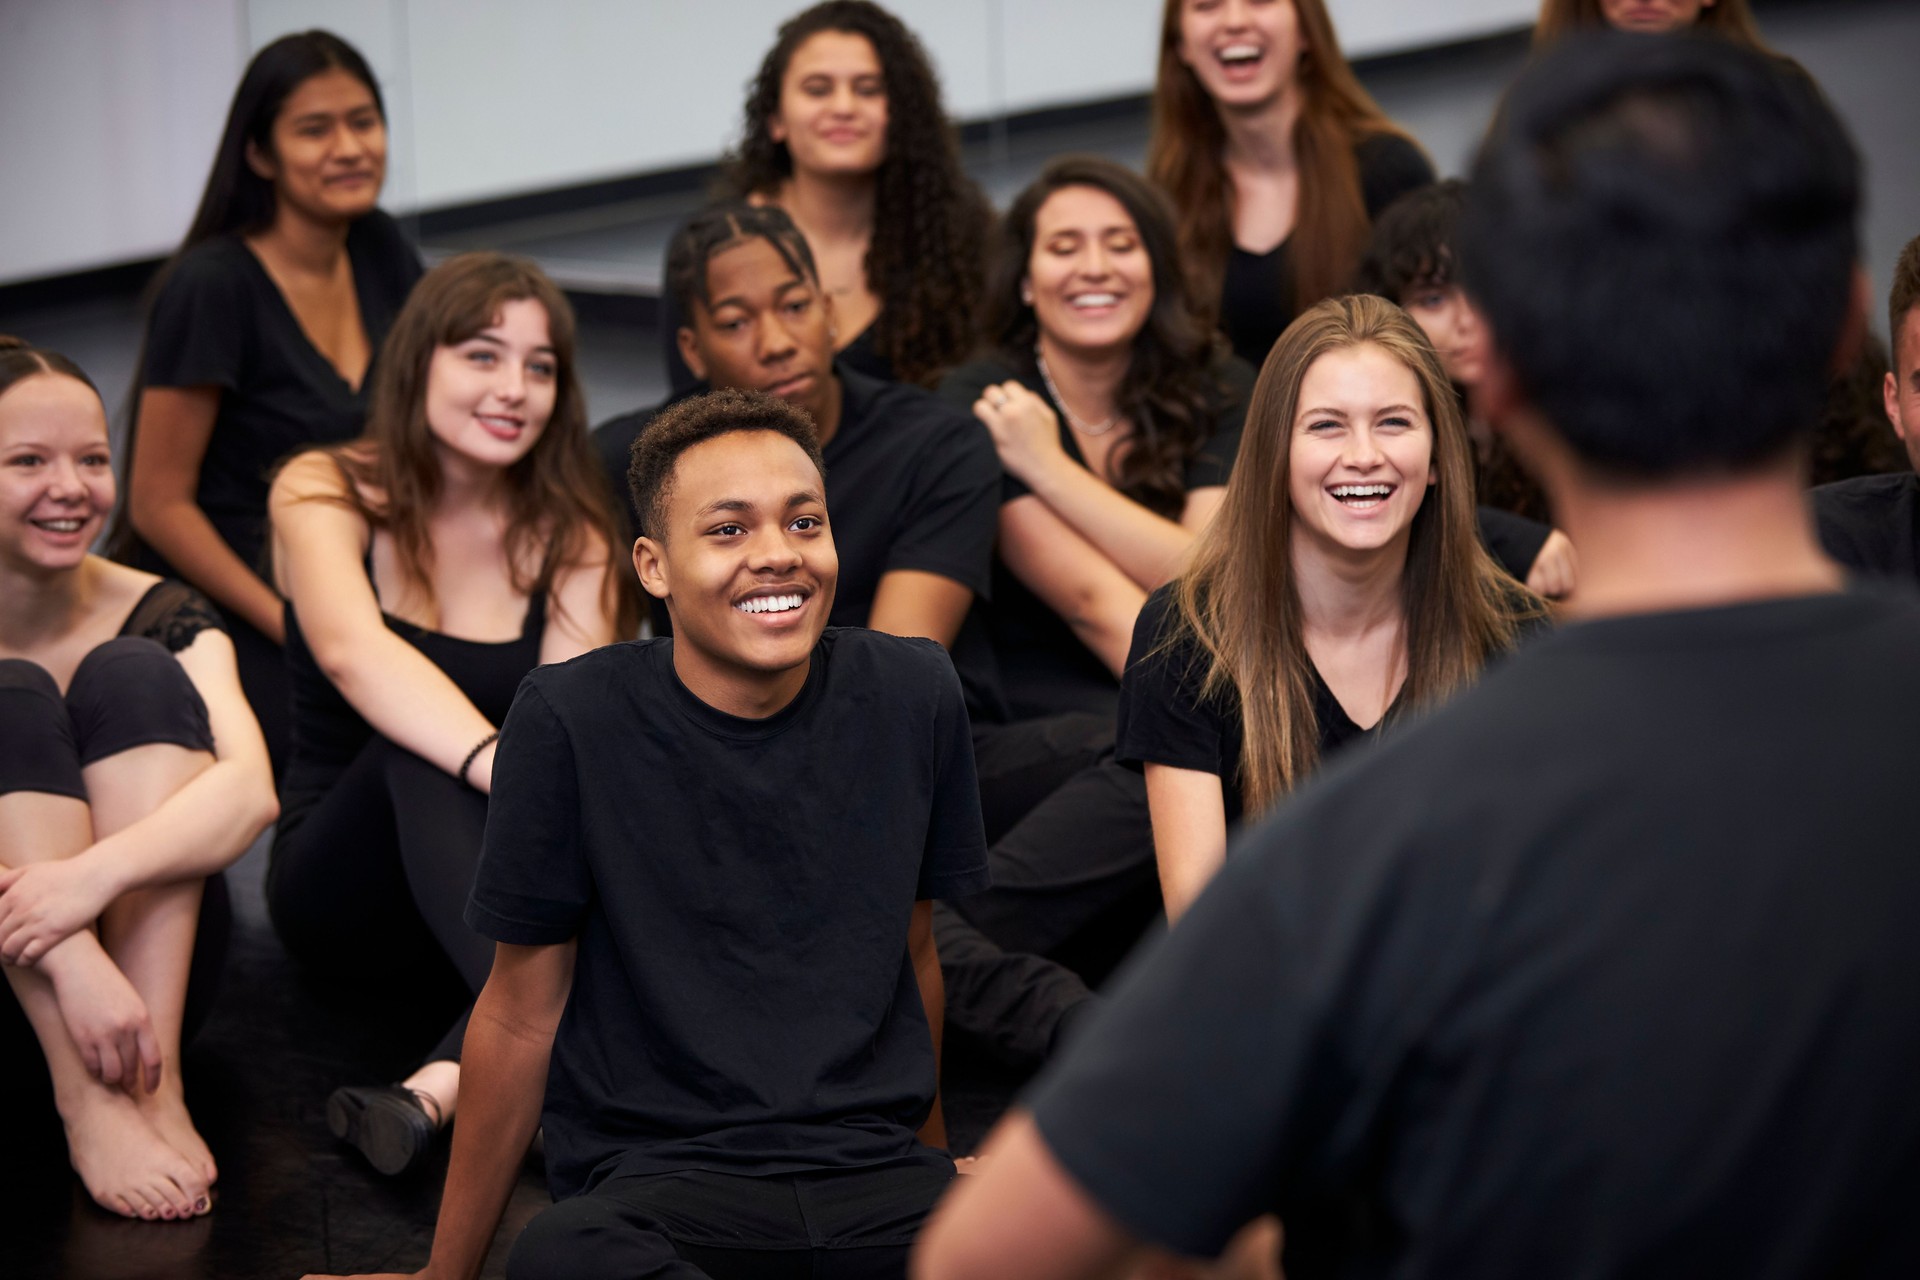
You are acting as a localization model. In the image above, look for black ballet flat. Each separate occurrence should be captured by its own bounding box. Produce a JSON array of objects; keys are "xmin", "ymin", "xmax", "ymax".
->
[{"xmin": 326, "ymin": 1084, "xmax": 438, "ymax": 1176}]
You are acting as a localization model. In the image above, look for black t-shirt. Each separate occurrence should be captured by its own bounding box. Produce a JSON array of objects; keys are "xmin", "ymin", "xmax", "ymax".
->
[
  {"xmin": 1474, "ymin": 506, "xmax": 1551, "ymax": 582},
  {"xmin": 1032, "ymin": 588, "xmax": 1920, "ymax": 1276},
  {"xmin": 937, "ymin": 353, "xmax": 1252, "ymax": 720},
  {"xmin": 1812, "ymin": 471, "xmax": 1919, "ymax": 583},
  {"xmin": 466, "ymin": 628, "xmax": 992, "ymax": 1198},
  {"xmin": 595, "ymin": 365, "xmax": 1002, "ymax": 708},
  {"xmin": 1114, "ymin": 586, "xmax": 1389, "ymax": 830},
  {"xmin": 1219, "ymin": 134, "xmax": 1435, "ymax": 367},
  {"xmin": 139, "ymin": 210, "xmax": 422, "ymax": 576}
]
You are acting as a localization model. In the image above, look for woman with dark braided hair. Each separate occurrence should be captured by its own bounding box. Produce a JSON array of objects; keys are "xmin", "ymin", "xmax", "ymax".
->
[{"xmin": 660, "ymin": 0, "xmax": 991, "ymax": 392}]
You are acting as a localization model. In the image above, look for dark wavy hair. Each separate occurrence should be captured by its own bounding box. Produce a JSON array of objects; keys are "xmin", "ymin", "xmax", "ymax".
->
[
  {"xmin": 722, "ymin": 0, "xmax": 988, "ymax": 386},
  {"xmin": 297, "ymin": 253, "xmax": 636, "ymax": 635},
  {"xmin": 980, "ymin": 156, "xmax": 1227, "ymax": 520}
]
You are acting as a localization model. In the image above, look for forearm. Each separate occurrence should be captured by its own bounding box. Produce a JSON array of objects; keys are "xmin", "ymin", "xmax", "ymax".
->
[
  {"xmin": 1022, "ymin": 459, "xmax": 1196, "ymax": 592},
  {"xmin": 314, "ymin": 627, "xmax": 499, "ymax": 783},
  {"xmin": 1066, "ymin": 584, "xmax": 1149, "ymax": 679},
  {"xmin": 131, "ymin": 496, "xmax": 283, "ymax": 640},
  {"xmin": 1145, "ymin": 766, "xmax": 1230, "ymax": 923},
  {"xmin": 75, "ymin": 760, "xmax": 278, "ymax": 899},
  {"xmin": 421, "ymin": 992, "xmax": 555, "ymax": 1280},
  {"xmin": 913, "ymin": 916, "xmax": 948, "ymax": 1150}
]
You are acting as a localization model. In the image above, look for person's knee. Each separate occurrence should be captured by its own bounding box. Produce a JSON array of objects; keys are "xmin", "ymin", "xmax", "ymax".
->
[
  {"xmin": 507, "ymin": 1195, "xmax": 681, "ymax": 1280},
  {"xmin": 0, "ymin": 657, "xmax": 83, "ymax": 799},
  {"xmin": 67, "ymin": 637, "xmax": 212, "ymax": 765}
]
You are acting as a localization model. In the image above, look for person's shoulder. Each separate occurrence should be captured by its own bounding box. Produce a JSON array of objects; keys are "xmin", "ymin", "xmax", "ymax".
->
[
  {"xmin": 936, "ymin": 351, "xmax": 1024, "ymax": 409},
  {"xmin": 526, "ymin": 637, "xmax": 671, "ymax": 705},
  {"xmin": 1353, "ymin": 130, "xmax": 1436, "ymax": 213},
  {"xmin": 1812, "ymin": 471, "xmax": 1917, "ymax": 510},
  {"xmin": 824, "ymin": 627, "xmax": 958, "ymax": 698},
  {"xmin": 593, "ymin": 403, "xmax": 663, "ymax": 469},
  {"xmin": 158, "ymin": 235, "xmax": 255, "ymax": 300},
  {"xmin": 346, "ymin": 208, "xmax": 414, "ymax": 257}
]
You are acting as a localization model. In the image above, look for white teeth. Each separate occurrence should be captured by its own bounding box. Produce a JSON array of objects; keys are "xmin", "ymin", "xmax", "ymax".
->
[
  {"xmin": 1220, "ymin": 44, "xmax": 1263, "ymax": 63},
  {"xmin": 1070, "ymin": 293, "xmax": 1119, "ymax": 308},
  {"xmin": 35, "ymin": 518, "xmax": 85, "ymax": 532},
  {"xmin": 735, "ymin": 594, "xmax": 804, "ymax": 615},
  {"xmin": 1331, "ymin": 485, "xmax": 1393, "ymax": 500}
]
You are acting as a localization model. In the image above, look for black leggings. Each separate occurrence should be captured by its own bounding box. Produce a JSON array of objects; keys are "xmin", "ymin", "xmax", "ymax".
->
[
  {"xmin": 0, "ymin": 640, "xmax": 231, "ymax": 1068},
  {"xmin": 507, "ymin": 1162, "xmax": 953, "ymax": 1280},
  {"xmin": 267, "ymin": 735, "xmax": 492, "ymax": 1065}
]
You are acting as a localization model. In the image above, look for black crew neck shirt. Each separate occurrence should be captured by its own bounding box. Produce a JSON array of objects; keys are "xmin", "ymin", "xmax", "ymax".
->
[
  {"xmin": 938, "ymin": 353, "xmax": 1253, "ymax": 721},
  {"xmin": 1218, "ymin": 134, "xmax": 1434, "ymax": 367},
  {"xmin": 595, "ymin": 365, "xmax": 1002, "ymax": 707},
  {"xmin": 1032, "ymin": 587, "xmax": 1920, "ymax": 1277},
  {"xmin": 466, "ymin": 628, "xmax": 992, "ymax": 1198},
  {"xmin": 138, "ymin": 211, "xmax": 422, "ymax": 575},
  {"xmin": 1114, "ymin": 586, "xmax": 1390, "ymax": 829},
  {"xmin": 1812, "ymin": 471, "xmax": 1919, "ymax": 583}
]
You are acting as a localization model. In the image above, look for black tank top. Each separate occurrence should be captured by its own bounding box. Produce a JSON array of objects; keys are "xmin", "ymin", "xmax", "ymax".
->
[{"xmin": 279, "ymin": 577, "xmax": 547, "ymax": 822}]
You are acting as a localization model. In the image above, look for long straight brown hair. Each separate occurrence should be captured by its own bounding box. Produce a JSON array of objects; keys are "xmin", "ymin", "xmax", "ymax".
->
[
  {"xmin": 1147, "ymin": 0, "xmax": 1416, "ymax": 323},
  {"xmin": 304, "ymin": 253, "xmax": 635, "ymax": 635},
  {"xmin": 1533, "ymin": 0, "xmax": 1775, "ymax": 50},
  {"xmin": 1165, "ymin": 295, "xmax": 1535, "ymax": 813}
]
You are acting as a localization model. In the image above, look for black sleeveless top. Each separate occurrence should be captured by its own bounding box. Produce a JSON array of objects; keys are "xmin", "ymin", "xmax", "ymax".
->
[{"xmin": 278, "ymin": 577, "xmax": 547, "ymax": 825}]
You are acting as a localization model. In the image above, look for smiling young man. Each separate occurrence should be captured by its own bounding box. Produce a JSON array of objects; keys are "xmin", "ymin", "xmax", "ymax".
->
[
  {"xmin": 314, "ymin": 390, "xmax": 990, "ymax": 1280},
  {"xmin": 595, "ymin": 204, "xmax": 1002, "ymax": 712},
  {"xmin": 915, "ymin": 34, "xmax": 1920, "ymax": 1280},
  {"xmin": 1813, "ymin": 232, "xmax": 1920, "ymax": 583}
]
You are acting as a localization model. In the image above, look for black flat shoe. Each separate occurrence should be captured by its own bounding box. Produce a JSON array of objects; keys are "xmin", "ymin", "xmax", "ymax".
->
[{"xmin": 326, "ymin": 1084, "xmax": 438, "ymax": 1176}]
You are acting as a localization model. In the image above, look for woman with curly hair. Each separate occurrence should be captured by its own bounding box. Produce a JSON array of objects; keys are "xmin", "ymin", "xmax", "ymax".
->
[
  {"xmin": 1148, "ymin": 0, "xmax": 1434, "ymax": 368},
  {"xmin": 659, "ymin": 0, "xmax": 990, "ymax": 392},
  {"xmin": 941, "ymin": 155, "xmax": 1255, "ymax": 722}
]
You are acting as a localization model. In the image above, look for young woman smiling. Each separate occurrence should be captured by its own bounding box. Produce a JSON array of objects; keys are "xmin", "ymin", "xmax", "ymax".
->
[
  {"xmin": 662, "ymin": 0, "xmax": 990, "ymax": 391},
  {"xmin": 1149, "ymin": 0, "xmax": 1435, "ymax": 368},
  {"xmin": 942, "ymin": 156, "xmax": 1253, "ymax": 722},
  {"xmin": 0, "ymin": 338, "xmax": 277, "ymax": 1221},
  {"xmin": 1118, "ymin": 295, "xmax": 1540, "ymax": 919},
  {"xmin": 265, "ymin": 255, "xmax": 630, "ymax": 1177},
  {"xmin": 121, "ymin": 31, "xmax": 423, "ymax": 775}
]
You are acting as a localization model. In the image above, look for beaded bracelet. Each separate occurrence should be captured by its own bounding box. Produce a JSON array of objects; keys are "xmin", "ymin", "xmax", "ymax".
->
[{"xmin": 459, "ymin": 731, "xmax": 500, "ymax": 787}]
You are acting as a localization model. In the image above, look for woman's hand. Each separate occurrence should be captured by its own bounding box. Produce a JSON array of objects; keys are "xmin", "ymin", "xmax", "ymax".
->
[
  {"xmin": 43, "ymin": 938, "xmax": 162, "ymax": 1093},
  {"xmin": 972, "ymin": 381, "xmax": 1068, "ymax": 484},
  {"xmin": 0, "ymin": 856, "xmax": 117, "ymax": 966},
  {"xmin": 1526, "ymin": 529, "xmax": 1578, "ymax": 600}
]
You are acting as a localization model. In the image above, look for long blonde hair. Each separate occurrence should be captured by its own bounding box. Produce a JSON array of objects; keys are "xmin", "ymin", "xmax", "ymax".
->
[
  {"xmin": 1533, "ymin": 0, "xmax": 1775, "ymax": 51},
  {"xmin": 1166, "ymin": 295, "xmax": 1534, "ymax": 813},
  {"xmin": 1147, "ymin": 0, "xmax": 1418, "ymax": 322}
]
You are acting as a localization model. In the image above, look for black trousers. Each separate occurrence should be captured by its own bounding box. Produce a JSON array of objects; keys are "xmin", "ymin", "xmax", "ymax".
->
[
  {"xmin": 0, "ymin": 641, "xmax": 231, "ymax": 1082},
  {"xmin": 267, "ymin": 735, "xmax": 492, "ymax": 1065},
  {"xmin": 943, "ymin": 718, "xmax": 1160, "ymax": 1065},
  {"xmin": 507, "ymin": 1162, "xmax": 953, "ymax": 1280}
]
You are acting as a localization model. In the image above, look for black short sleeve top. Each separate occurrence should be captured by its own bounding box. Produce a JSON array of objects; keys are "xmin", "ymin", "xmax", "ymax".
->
[
  {"xmin": 1812, "ymin": 472, "xmax": 1920, "ymax": 583},
  {"xmin": 139, "ymin": 210, "xmax": 423, "ymax": 574}
]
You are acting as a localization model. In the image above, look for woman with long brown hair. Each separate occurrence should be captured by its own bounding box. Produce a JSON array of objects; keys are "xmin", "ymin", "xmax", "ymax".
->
[
  {"xmin": 1148, "ymin": 0, "xmax": 1434, "ymax": 368},
  {"xmin": 1119, "ymin": 294, "xmax": 1540, "ymax": 918},
  {"xmin": 1534, "ymin": 0, "xmax": 1775, "ymax": 47},
  {"xmin": 659, "ymin": 0, "xmax": 990, "ymax": 392},
  {"xmin": 265, "ymin": 253, "xmax": 630, "ymax": 1176}
]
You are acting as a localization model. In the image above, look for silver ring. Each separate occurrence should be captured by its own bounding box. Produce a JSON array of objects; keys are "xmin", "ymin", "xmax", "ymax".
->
[{"xmin": 988, "ymin": 389, "xmax": 1008, "ymax": 408}]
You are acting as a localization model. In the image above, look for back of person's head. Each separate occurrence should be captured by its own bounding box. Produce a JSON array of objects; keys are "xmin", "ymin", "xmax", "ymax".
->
[
  {"xmin": 627, "ymin": 389, "xmax": 826, "ymax": 543},
  {"xmin": 726, "ymin": 0, "xmax": 984, "ymax": 385},
  {"xmin": 980, "ymin": 154, "xmax": 1220, "ymax": 519},
  {"xmin": 1534, "ymin": 0, "xmax": 1774, "ymax": 51},
  {"xmin": 180, "ymin": 30, "xmax": 383, "ymax": 249},
  {"xmin": 0, "ymin": 336, "xmax": 100, "ymax": 402},
  {"xmin": 1149, "ymin": 0, "xmax": 1413, "ymax": 315},
  {"xmin": 666, "ymin": 204, "xmax": 821, "ymax": 331},
  {"xmin": 1357, "ymin": 180, "xmax": 1468, "ymax": 301},
  {"xmin": 1174, "ymin": 294, "xmax": 1525, "ymax": 813},
  {"xmin": 1459, "ymin": 32, "xmax": 1860, "ymax": 478}
]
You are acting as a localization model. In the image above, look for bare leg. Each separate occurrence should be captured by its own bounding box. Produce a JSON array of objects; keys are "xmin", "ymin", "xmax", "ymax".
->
[
  {"xmin": 0, "ymin": 790, "xmax": 209, "ymax": 1221},
  {"xmin": 401, "ymin": 1057, "xmax": 460, "ymax": 1128},
  {"xmin": 83, "ymin": 743, "xmax": 218, "ymax": 1188}
]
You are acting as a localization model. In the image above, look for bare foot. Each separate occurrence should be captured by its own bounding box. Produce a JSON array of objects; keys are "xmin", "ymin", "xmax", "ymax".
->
[
  {"xmin": 137, "ymin": 1078, "xmax": 218, "ymax": 1187},
  {"xmin": 61, "ymin": 1085, "xmax": 210, "ymax": 1221}
]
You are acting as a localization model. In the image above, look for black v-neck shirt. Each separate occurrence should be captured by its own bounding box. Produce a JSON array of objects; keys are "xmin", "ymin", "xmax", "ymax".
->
[
  {"xmin": 140, "ymin": 210, "xmax": 423, "ymax": 575},
  {"xmin": 1218, "ymin": 133, "xmax": 1434, "ymax": 368}
]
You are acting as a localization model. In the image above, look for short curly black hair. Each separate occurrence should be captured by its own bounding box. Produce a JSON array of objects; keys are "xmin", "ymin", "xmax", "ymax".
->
[
  {"xmin": 627, "ymin": 389, "xmax": 827, "ymax": 541},
  {"xmin": 1891, "ymin": 234, "xmax": 1920, "ymax": 363},
  {"xmin": 1357, "ymin": 180, "xmax": 1467, "ymax": 301}
]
